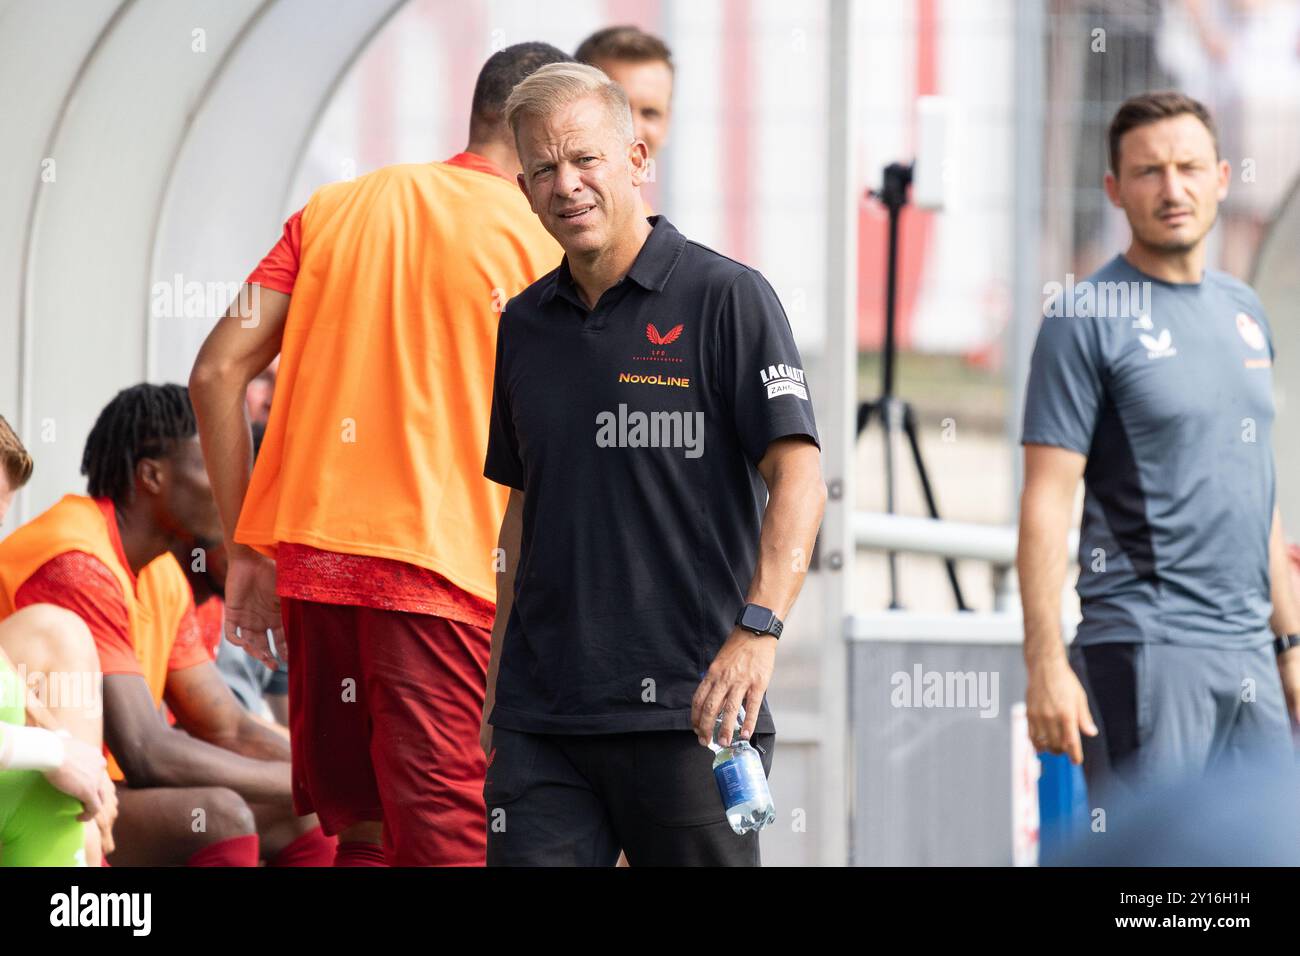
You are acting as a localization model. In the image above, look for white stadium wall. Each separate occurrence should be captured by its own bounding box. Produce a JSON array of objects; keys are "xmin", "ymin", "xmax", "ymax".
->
[{"xmin": 1, "ymin": 0, "xmax": 407, "ymax": 525}]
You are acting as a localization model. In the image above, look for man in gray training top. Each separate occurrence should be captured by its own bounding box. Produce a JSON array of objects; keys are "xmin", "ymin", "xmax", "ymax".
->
[{"xmin": 1017, "ymin": 91, "xmax": 1300, "ymax": 806}]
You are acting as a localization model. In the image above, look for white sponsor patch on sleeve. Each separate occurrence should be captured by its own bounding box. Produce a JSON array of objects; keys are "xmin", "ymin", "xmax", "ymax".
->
[{"xmin": 759, "ymin": 363, "xmax": 809, "ymax": 401}]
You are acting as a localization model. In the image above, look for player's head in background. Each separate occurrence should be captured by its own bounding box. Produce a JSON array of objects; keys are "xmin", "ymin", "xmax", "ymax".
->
[
  {"xmin": 575, "ymin": 25, "xmax": 674, "ymax": 159},
  {"xmin": 0, "ymin": 415, "xmax": 33, "ymax": 528},
  {"xmin": 1104, "ymin": 92, "xmax": 1230, "ymax": 264},
  {"xmin": 81, "ymin": 383, "xmax": 222, "ymax": 550},
  {"xmin": 507, "ymin": 62, "xmax": 651, "ymax": 261},
  {"xmin": 467, "ymin": 41, "xmax": 574, "ymax": 171}
]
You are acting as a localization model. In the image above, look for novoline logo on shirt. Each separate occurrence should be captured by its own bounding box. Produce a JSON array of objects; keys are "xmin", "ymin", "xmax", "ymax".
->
[
  {"xmin": 618, "ymin": 372, "xmax": 690, "ymax": 388},
  {"xmin": 1138, "ymin": 329, "xmax": 1177, "ymax": 360},
  {"xmin": 759, "ymin": 363, "xmax": 809, "ymax": 400}
]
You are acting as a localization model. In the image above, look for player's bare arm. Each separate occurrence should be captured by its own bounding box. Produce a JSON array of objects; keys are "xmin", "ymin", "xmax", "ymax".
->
[
  {"xmin": 164, "ymin": 660, "xmax": 292, "ymax": 762},
  {"xmin": 482, "ymin": 488, "xmax": 524, "ymax": 758},
  {"xmin": 189, "ymin": 285, "xmax": 292, "ymax": 669},
  {"xmin": 104, "ymin": 672, "xmax": 291, "ymax": 803},
  {"xmin": 1018, "ymin": 443, "xmax": 1098, "ymax": 765},
  {"xmin": 691, "ymin": 437, "xmax": 825, "ymax": 746},
  {"xmin": 1267, "ymin": 506, "xmax": 1300, "ymax": 725}
]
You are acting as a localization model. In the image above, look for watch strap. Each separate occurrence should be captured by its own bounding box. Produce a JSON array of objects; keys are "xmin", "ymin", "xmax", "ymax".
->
[{"xmin": 735, "ymin": 603, "xmax": 783, "ymax": 639}]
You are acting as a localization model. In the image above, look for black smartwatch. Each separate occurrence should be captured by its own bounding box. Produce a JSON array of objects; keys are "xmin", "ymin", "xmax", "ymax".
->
[
  {"xmin": 1275, "ymin": 633, "xmax": 1300, "ymax": 657},
  {"xmin": 735, "ymin": 603, "xmax": 783, "ymax": 639}
]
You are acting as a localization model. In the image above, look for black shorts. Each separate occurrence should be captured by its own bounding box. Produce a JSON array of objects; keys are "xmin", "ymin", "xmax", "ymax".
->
[{"xmin": 484, "ymin": 728, "xmax": 776, "ymax": 866}]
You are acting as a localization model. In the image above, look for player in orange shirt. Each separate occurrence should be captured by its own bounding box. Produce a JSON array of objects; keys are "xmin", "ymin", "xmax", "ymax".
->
[
  {"xmin": 0, "ymin": 386, "xmax": 331, "ymax": 865},
  {"xmin": 0, "ymin": 415, "xmax": 117, "ymax": 866},
  {"xmin": 189, "ymin": 42, "xmax": 569, "ymax": 866}
]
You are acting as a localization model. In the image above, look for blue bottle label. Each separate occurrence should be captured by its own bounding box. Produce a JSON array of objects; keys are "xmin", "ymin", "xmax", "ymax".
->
[{"xmin": 714, "ymin": 748, "xmax": 767, "ymax": 808}]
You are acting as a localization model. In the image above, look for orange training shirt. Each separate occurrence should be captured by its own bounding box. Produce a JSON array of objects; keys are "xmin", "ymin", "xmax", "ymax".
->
[
  {"xmin": 235, "ymin": 157, "xmax": 560, "ymax": 602},
  {"xmin": 0, "ymin": 495, "xmax": 199, "ymax": 779}
]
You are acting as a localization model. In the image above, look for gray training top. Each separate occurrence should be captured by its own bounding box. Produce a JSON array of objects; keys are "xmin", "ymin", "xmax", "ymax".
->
[{"xmin": 1022, "ymin": 254, "xmax": 1277, "ymax": 649}]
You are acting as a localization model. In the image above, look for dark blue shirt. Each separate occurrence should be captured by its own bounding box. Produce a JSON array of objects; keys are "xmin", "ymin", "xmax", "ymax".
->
[{"xmin": 485, "ymin": 217, "xmax": 819, "ymax": 733}]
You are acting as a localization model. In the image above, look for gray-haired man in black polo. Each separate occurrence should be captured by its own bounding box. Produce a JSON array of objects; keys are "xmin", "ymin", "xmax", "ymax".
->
[{"xmin": 479, "ymin": 62, "xmax": 826, "ymax": 866}]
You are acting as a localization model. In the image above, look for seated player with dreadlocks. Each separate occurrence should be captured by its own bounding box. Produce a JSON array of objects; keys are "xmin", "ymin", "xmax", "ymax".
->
[{"xmin": 0, "ymin": 384, "xmax": 332, "ymax": 865}]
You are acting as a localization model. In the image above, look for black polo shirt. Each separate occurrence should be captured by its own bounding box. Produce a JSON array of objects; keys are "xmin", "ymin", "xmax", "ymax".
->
[{"xmin": 484, "ymin": 216, "xmax": 819, "ymax": 735}]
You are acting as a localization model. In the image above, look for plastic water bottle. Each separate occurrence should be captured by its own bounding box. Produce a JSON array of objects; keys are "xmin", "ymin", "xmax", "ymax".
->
[{"xmin": 709, "ymin": 705, "xmax": 776, "ymax": 834}]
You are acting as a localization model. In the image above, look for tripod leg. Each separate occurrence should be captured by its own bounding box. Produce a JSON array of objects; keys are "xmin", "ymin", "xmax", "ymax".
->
[
  {"xmin": 856, "ymin": 400, "xmax": 874, "ymax": 438},
  {"xmin": 901, "ymin": 405, "xmax": 968, "ymax": 611},
  {"xmin": 882, "ymin": 402, "xmax": 901, "ymax": 610}
]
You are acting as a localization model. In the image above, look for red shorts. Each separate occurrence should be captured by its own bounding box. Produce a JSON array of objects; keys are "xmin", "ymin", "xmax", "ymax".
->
[{"xmin": 281, "ymin": 597, "xmax": 491, "ymax": 866}]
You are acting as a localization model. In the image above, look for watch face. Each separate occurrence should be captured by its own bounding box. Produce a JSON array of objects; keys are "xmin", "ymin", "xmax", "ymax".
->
[{"xmin": 741, "ymin": 605, "xmax": 775, "ymax": 633}]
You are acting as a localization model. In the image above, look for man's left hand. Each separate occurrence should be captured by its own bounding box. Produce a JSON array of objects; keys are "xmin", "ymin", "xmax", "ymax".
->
[{"xmin": 691, "ymin": 631, "xmax": 777, "ymax": 748}]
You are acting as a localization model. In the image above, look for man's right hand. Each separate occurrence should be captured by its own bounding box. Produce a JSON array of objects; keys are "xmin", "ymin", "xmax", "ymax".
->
[
  {"xmin": 1025, "ymin": 655, "xmax": 1098, "ymax": 765},
  {"xmin": 479, "ymin": 719, "xmax": 493, "ymax": 760},
  {"xmin": 224, "ymin": 549, "xmax": 284, "ymax": 670}
]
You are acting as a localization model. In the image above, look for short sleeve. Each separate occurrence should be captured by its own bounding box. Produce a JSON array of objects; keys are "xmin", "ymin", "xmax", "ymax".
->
[
  {"xmin": 1020, "ymin": 310, "xmax": 1106, "ymax": 455},
  {"xmin": 245, "ymin": 208, "xmax": 303, "ymax": 295},
  {"xmin": 484, "ymin": 311, "xmax": 525, "ymax": 490},
  {"xmin": 13, "ymin": 553, "xmax": 141, "ymax": 676},
  {"xmin": 167, "ymin": 599, "xmax": 211, "ymax": 673},
  {"xmin": 714, "ymin": 269, "xmax": 820, "ymax": 465}
]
